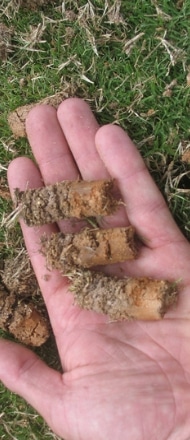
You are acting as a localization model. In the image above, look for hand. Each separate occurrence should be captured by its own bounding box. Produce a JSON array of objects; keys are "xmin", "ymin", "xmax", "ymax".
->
[{"xmin": 1, "ymin": 98, "xmax": 190, "ymax": 440}]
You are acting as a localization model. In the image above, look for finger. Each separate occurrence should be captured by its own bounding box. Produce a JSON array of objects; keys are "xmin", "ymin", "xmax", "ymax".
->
[
  {"xmin": 0, "ymin": 339, "xmax": 67, "ymax": 438},
  {"xmin": 57, "ymin": 98, "xmax": 128, "ymax": 227},
  {"xmin": 26, "ymin": 104, "xmax": 79, "ymax": 183},
  {"xmin": 96, "ymin": 124, "xmax": 185, "ymax": 248},
  {"xmin": 26, "ymin": 104, "xmax": 86, "ymax": 233},
  {"xmin": 57, "ymin": 97, "xmax": 105, "ymax": 179}
]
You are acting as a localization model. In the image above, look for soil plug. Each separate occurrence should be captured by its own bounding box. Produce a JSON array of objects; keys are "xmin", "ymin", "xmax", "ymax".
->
[
  {"xmin": 7, "ymin": 90, "xmax": 71, "ymax": 138},
  {"xmin": 69, "ymin": 271, "xmax": 178, "ymax": 320},
  {"xmin": 2, "ymin": 250, "xmax": 39, "ymax": 297},
  {"xmin": 0, "ymin": 283, "xmax": 50, "ymax": 346},
  {"xmin": 15, "ymin": 179, "xmax": 118, "ymax": 226},
  {"xmin": 41, "ymin": 226, "xmax": 138, "ymax": 271}
]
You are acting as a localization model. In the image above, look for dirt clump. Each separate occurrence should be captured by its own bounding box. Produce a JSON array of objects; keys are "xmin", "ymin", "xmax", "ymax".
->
[
  {"xmin": 181, "ymin": 149, "xmax": 190, "ymax": 164},
  {"xmin": 41, "ymin": 226, "xmax": 138, "ymax": 271},
  {"xmin": 0, "ymin": 177, "xmax": 11, "ymax": 200},
  {"xmin": 0, "ymin": 251, "xmax": 50, "ymax": 346},
  {"xmin": 0, "ymin": 283, "xmax": 49, "ymax": 346},
  {"xmin": 8, "ymin": 90, "xmax": 74, "ymax": 138},
  {"xmin": 8, "ymin": 103, "xmax": 35, "ymax": 138},
  {"xmin": 2, "ymin": 250, "xmax": 39, "ymax": 297},
  {"xmin": 15, "ymin": 178, "xmax": 178, "ymax": 321},
  {"xmin": 15, "ymin": 179, "xmax": 118, "ymax": 225},
  {"xmin": 8, "ymin": 86, "xmax": 77, "ymax": 138},
  {"xmin": 69, "ymin": 270, "xmax": 178, "ymax": 321}
]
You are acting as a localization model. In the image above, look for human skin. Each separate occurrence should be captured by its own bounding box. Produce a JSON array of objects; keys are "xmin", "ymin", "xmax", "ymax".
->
[{"xmin": 1, "ymin": 97, "xmax": 190, "ymax": 439}]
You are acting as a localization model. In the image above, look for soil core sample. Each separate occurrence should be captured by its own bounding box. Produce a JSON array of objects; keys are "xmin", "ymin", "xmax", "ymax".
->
[
  {"xmin": 41, "ymin": 226, "xmax": 137, "ymax": 271},
  {"xmin": 69, "ymin": 270, "xmax": 178, "ymax": 320},
  {"xmin": 0, "ymin": 284, "xmax": 49, "ymax": 346},
  {"xmin": 8, "ymin": 91, "xmax": 71, "ymax": 138},
  {"xmin": 15, "ymin": 179, "xmax": 118, "ymax": 226}
]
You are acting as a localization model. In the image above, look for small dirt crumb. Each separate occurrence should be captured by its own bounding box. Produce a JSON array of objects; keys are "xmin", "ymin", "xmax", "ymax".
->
[
  {"xmin": 43, "ymin": 273, "xmax": 51, "ymax": 281},
  {"xmin": 179, "ymin": 141, "xmax": 190, "ymax": 164},
  {"xmin": 176, "ymin": 0, "xmax": 185, "ymax": 9},
  {"xmin": 163, "ymin": 89, "xmax": 173, "ymax": 98},
  {"xmin": 181, "ymin": 150, "xmax": 190, "ymax": 164},
  {"xmin": 163, "ymin": 79, "xmax": 177, "ymax": 97},
  {"xmin": 0, "ymin": 177, "xmax": 11, "ymax": 200}
]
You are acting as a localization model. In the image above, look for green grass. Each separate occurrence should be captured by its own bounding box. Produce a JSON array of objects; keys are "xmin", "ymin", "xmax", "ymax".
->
[
  {"xmin": 0, "ymin": 0, "xmax": 190, "ymax": 438},
  {"xmin": 0, "ymin": 382, "xmax": 64, "ymax": 440}
]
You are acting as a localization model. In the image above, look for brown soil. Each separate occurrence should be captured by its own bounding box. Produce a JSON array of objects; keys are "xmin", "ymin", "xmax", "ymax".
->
[
  {"xmin": 41, "ymin": 226, "xmax": 137, "ymax": 271},
  {"xmin": 1, "ymin": 252, "xmax": 50, "ymax": 346},
  {"xmin": 3, "ymin": 174, "xmax": 177, "ymax": 325},
  {"xmin": 0, "ymin": 284, "xmax": 49, "ymax": 346},
  {"xmin": 181, "ymin": 149, "xmax": 190, "ymax": 164},
  {"xmin": 8, "ymin": 89, "xmax": 76, "ymax": 138},
  {"xmin": 70, "ymin": 270, "xmax": 178, "ymax": 320},
  {"xmin": 15, "ymin": 179, "xmax": 118, "ymax": 225},
  {"xmin": 0, "ymin": 177, "xmax": 11, "ymax": 200},
  {"xmin": 2, "ymin": 251, "xmax": 39, "ymax": 297}
]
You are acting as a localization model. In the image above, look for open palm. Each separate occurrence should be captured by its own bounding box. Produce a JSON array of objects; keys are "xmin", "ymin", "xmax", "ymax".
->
[{"xmin": 1, "ymin": 98, "xmax": 190, "ymax": 439}]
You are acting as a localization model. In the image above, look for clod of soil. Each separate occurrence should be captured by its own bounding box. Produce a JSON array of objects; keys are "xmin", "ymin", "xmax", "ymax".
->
[
  {"xmin": 69, "ymin": 270, "xmax": 178, "ymax": 320},
  {"xmin": 0, "ymin": 177, "xmax": 11, "ymax": 200},
  {"xmin": 2, "ymin": 251, "xmax": 39, "ymax": 297},
  {"xmin": 0, "ymin": 284, "xmax": 49, "ymax": 346},
  {"xmin": 15, "ymin": 179, "xmax": 118, "ymax": 225},
  {"xmin": 0, "ymin": 23, "xmax": 13, "ymax": 62},
  {"xmin": 8, "ymin": 103, "xmax": 36, "ymax": 138},
  {"xmin": 41, "ymin": 226, "xmax": 137, "ymax": 271},
  {"xmin": 181, "ymin": 149, "xmax": 190, "ymax": 164},
  {"xmin": 8, "ymin": 91, "xmax": 71, "ymax": 138},
  {"xmin": 1, "ymin": 251, "xmax": 50, "ymax": 346}
]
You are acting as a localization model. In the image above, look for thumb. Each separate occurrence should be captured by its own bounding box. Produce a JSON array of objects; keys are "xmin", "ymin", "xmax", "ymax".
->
[{"xmin": 0, "ymin": 340, "xmax": 68, "ymax": 438}]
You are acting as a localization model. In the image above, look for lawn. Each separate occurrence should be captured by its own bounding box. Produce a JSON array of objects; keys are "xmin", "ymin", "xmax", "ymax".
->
[{"xmin": 0, "ymin": 0, "xmax": 190, "ymax": 438}]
